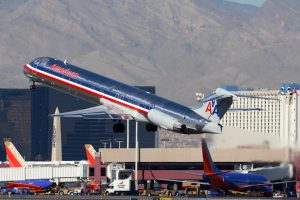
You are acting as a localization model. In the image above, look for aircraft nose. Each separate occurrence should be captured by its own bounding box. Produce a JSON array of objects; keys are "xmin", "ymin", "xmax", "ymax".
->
[
  {"xmin": 202, "ymin": 122, "xmax": 222, "ymax": 134},
  {"xmin": 23, "ymin": 64, "xmax": 29, "ymax": 74}
]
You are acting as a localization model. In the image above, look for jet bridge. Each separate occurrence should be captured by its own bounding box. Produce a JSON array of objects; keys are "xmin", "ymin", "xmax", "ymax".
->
[{"xmin": 0, "ymin": 164, "xmax": 89, "ymax": 183}]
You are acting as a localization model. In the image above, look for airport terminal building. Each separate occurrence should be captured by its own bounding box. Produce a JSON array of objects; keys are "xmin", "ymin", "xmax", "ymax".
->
[
  {"xmin": 0, "ymin": 86, "xmax": 158, "ymax": 161},
  {"xmin": 220, "ymin": 83, "xmax": 300, "ymax": 148}
]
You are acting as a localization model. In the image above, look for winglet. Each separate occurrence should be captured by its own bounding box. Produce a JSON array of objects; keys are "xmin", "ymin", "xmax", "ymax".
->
[
  {"xmin": 85, "ymin": 144, "xmax": 96, "ymax": 166},
  {"xmin": 202, "ymin": 139, "xmax": 220, "ymax": 175},
  {"xmin": 4, "ymin": 140, "xmax": 28, "ymax": 167}
]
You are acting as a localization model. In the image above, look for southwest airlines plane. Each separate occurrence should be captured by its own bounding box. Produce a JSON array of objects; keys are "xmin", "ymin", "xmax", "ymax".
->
[
  {"xmin": 201, "ymin": 139, "xmax": 273, "ymax": 197},
  {"xmin": 23, "ymin": 57, "xmax": 242, "ymax": 134},
  {"xmin": 161, "ymin": 139, "xmax": 274, "ymax": 197}
]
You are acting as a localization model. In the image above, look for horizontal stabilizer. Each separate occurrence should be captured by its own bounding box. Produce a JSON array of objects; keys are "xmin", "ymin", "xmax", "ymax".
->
[
  {"xmin": 228, "ymin": 108, "xmax": 263, "ymax": 112},
  {"xmin": 195, "ymin": 88, "xmax": 277, "ymax": 123},
  {"xmin": 200, "ymin": 88, "xmax": 238, "ymax": 103},
  {"xmin": 236, "ymin": 94, "xmax": 279, "ymax": 101}
]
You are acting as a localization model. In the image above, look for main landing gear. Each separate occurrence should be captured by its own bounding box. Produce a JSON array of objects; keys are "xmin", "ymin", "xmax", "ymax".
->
[
  {"xmin": 30, "ymin": 81, "xmax": 36, "ymax": 90},
  {"xmin": 113, "ymin": 122, "xmax": 158, "ymax": 133},
  {"xmin": 113, "ymin": 122, "xmax": 125, "ymax": 133},
  {"xmin": 146, "ymin": 123, "xmax": 158, "ymax": 132}
]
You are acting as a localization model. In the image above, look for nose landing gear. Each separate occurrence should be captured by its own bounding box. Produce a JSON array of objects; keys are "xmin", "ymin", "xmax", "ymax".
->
[{"xmin": 30, "ymin": 81, "xmax": 36, "ymax": 90}]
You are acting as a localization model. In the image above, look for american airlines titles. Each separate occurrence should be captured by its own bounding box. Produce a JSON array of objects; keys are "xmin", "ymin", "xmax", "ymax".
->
[{"xmin": 51, "ymin": 64, "xmax": 79, "ymax": 78}]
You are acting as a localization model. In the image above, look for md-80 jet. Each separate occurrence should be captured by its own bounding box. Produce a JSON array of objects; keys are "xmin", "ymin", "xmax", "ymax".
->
[{"xmin": 23, "ymin": 57, "xmax": 261, "ymax": 134}]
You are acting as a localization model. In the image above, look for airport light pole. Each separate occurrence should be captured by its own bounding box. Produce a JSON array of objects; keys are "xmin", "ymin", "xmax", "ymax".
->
[
  {"xmin": 100, "ymin": 139, "xmax": 110, "ymax": 149},
  {"xmin": 114, "ymin": 138, "xmax": 125, "ymax": 149},
  {"xmin": 135, "ymin": 121, "xmax": 139, "ymax": 191},
  {"xmin": 280, "ymin": 85, "xmax": 297, "ymax": 162},
  {"xmin": 127, "ymin": 119, "xmax": 130, "ymax": 149}
]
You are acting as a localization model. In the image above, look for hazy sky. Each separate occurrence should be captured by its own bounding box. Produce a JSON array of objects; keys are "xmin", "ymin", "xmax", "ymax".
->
[{"xmin": 225, "ymin": 0, "xmax": 266, "ymax": 7}]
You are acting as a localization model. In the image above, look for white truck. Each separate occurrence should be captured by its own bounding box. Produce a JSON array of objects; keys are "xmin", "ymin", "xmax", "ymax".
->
[{"xmin": 105, "ymin": 169, "xmax": 136, "ymax": 195}]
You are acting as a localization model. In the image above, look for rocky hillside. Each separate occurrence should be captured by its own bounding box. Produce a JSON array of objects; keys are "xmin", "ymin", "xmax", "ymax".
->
[{"xmin": 0, "ymin": 0, "xmax": 299, "ymax": 107}]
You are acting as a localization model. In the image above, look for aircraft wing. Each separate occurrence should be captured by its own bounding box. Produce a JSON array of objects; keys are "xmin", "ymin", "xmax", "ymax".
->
[
  {"xmin": 239, "ymin": 180, "xmax": 296, "ymax": 189},
  {"xmin": 176, "ymin": 171, "xmax": 233, "ymax": 177},
  {"xmin": 156, "ymin": 179, "xmax": 210, "ymax": 185},
  {"xmin": 175, "ymin": 171, "xmax": 203, "ymax": 177},
  {"xmin": 270, "ymin": 180, "xmax": 296, "ymax": 185},
  {"xmin": 49, "ymin": 105, "xmax": 133, "ymax": 120}
]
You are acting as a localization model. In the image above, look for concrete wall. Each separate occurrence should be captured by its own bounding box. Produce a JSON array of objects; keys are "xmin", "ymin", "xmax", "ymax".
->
[{"xmin": 100, "ymin": 147, "xmax": 288, "ymax": 163}]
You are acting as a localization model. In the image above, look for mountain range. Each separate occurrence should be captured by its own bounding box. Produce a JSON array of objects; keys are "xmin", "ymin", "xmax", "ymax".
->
[{"xmin": 0, "ymin": 0, "xmax": 299, "ymax": 106}]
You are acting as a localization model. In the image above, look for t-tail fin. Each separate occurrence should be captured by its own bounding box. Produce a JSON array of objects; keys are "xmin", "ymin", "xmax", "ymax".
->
[
  {"xmin": 194, "ymin": 88, "xmax": 237, "ymax": 123},
  {"xmin": 4, "ymin": 140, "xmax": 27, "ymax": 167},
  {"xmin": 85, "ymin": 144, "xmax": 96, "ymax": 167},
  {"xmin": 202, "ymin": 139, "xmax": 220, "ymax": 175}
]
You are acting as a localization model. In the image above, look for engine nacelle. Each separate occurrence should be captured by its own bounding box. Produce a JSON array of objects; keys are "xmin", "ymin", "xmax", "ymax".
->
[{"xmin": 147, "ymin": 109, "xmax": 183, "ymax": 132}]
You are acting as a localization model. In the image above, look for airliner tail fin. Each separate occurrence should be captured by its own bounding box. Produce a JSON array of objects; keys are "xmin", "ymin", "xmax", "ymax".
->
[
  {"xmin": 4, "ymin": 140, "xmax": 27, "ymax": 167},
  {"xmin": 194, "ymin": 88, "xmax": 237, "ymax": 123},
  {"xmin": 85, "ymin": 144, "xmax": 96, "ymax": 166},
  {"xmin": 202, "ymin": 139, "xmax": 220, "ymax": 175}
]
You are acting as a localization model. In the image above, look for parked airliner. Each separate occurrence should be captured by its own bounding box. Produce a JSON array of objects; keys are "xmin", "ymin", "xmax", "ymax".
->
[
  {"xmin": 159, "ymin": 139, "xmax": 275, "ymax": 196},
  {"xmin": 4, "ymin": 140, "xmax": 56, "ymax": 193},
  {"xmin": 200, "ymin": 139, "xmax": 273, "ymax": 196},
  {"xmin": 23, "ymin": 57, "xmax": 251, "ymax": 134}
]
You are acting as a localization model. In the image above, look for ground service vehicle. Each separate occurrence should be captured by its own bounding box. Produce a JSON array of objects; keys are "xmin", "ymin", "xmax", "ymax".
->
[
  {"xmin": 58, "ymin": 182, "xmax": 83, "ymax": 195},
  {"xmin": 105, "ymin": 179, "xmax": 136, "ymax": 195},
  {"xmin": 105, "ymin": 169, "xmax": 136, "ymax": 195},
  {"xmin": 185, "ymin": 186, "xmax": 206, "ymax": 197},
  {"xmin": 141, "ymin": 188, "xmax": 164, "ymax": 196},
  {"xmin": 86, "ymin": 182, "xmax": 100, "ymax": 195}
]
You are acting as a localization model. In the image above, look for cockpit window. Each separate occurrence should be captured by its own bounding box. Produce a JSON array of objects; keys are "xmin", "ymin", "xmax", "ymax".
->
[{"xmin": 31, "ymin": 57, "xmax": 50, "ymax": 67}]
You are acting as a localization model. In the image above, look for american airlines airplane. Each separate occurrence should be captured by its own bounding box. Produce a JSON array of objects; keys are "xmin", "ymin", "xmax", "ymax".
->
[{"xmin": 23, "ymin": 57, "xmax": 256, "ymax": 134}]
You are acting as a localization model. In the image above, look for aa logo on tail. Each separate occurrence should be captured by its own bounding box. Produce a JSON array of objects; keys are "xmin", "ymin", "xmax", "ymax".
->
[{"xmin": 205, "ymin": 100, "xmax": 219, "ymax": 116}]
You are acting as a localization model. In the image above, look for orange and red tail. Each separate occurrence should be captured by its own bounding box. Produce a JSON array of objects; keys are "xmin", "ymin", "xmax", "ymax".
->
[
  {"xmin": 4, "ymin": 141, "xmax": 27, "ymax": 167},
  {"xmin": 85, "ymin": 144, "xmax": 96, "ymax": 166},
  {"xmin": 202, "ymin": 139, "xmax": 220, "ymax": 175}
]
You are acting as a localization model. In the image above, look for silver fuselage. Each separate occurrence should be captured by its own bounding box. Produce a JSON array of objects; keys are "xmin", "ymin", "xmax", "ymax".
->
[{"xmin": 23, "ymin": 57, "xmax": 219, "ymax": 134}]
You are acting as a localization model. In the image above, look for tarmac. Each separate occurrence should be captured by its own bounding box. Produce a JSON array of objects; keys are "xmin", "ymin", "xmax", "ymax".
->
[{"xmin": 0, "ymin": 195, "xmax": 299, "ymax": 200}]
